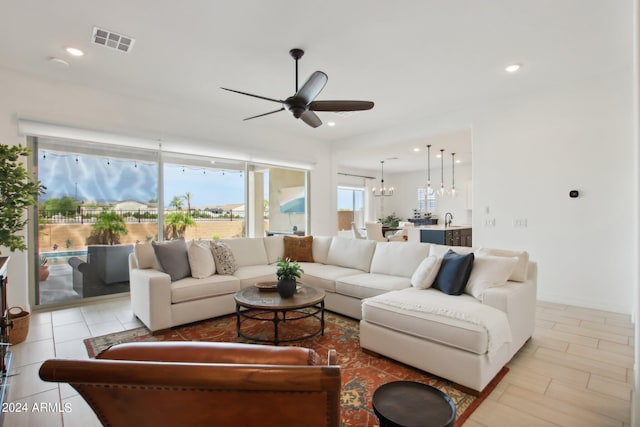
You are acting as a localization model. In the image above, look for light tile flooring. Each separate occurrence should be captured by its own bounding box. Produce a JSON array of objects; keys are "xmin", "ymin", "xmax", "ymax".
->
[{"xmin": 2, "ymin": 299, "xmax": 635, "ymax": 426}]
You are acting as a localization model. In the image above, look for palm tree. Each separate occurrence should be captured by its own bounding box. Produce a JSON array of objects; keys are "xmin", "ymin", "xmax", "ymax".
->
[
  {"xmin": 89, "ymin": 211, "xmax": 128, "ymax": 245},
  {"xmin": 169, "ymin": 195, "xmax": 183, "ymax": 211},
  {"xmin": 165, "ymin": 212, "xmax": 195, "ymax": 239},
  {"xmin": 183, "ymin": 192, "xmax": 193, "ymax": 216}
]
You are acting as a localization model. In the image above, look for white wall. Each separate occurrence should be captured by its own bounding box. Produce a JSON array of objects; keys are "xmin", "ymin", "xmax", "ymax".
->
[
  {"xmin": 334, "ymin": 67, "xmax": 636, "ymax": 315},
  {"xmin": 0, "ymin": 66, "xmax": 334, "ymax": 309}
]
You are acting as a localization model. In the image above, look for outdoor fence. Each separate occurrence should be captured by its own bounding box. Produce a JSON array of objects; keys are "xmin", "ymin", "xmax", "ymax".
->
[{"xmin": 39, "ymin": 208, "xmax": 249, "ymax": 225}]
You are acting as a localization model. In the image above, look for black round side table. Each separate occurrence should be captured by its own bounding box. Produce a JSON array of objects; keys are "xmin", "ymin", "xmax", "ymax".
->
[{"xmin": 372, "ymin": 381, "xmax": 456, "ymax": 427}]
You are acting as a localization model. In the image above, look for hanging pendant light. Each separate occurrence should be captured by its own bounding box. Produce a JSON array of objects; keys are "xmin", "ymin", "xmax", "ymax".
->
[
  {"xmin": 372, "ymin": 160, "xmax": 394, "ymax": 197},
  {"xmin": 438, "ymin": 149, "xmax": 445, "ymax": 196},
  {"xmin": 451, "ymin": 152, "xmax": 456, "ymax": 197},
  {"xmin": 425, "ymin": 144, "xmax": 432, "ymax": 190}
]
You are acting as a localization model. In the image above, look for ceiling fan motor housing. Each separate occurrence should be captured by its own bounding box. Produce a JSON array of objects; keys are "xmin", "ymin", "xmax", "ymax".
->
[{"xmin": 284, "ymin": 96, "xmax": 308, "ymax": 118}]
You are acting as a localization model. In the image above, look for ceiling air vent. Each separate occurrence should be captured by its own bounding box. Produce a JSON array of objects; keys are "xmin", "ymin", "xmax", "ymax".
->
[{"xmin": 92, "ymin": 27, "xmax": 135, "ymax": 53}]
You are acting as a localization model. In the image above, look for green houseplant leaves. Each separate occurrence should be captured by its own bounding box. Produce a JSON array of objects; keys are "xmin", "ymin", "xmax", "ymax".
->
[{"xmin": 0, "ymin": 144, "xmax": 45, "ymax": 252}]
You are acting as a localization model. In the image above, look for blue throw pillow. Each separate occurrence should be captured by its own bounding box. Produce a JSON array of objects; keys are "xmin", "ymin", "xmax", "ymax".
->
[{"xmin": 432, "ymin": 249, "xmax": 475, "ymax": 295}]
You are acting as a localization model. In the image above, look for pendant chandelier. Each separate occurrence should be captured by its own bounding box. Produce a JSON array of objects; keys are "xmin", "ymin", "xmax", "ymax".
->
[
  {"xmin": 438, "ymin": 149, "xmax": 445, "ymax": 196},
  {"xmin": 372, "ymin": 160, "xmax": 394, "ymax": 197},
  {"xmin": 451, "ymin": 152, "xmax": 456, "ymax": 197}
]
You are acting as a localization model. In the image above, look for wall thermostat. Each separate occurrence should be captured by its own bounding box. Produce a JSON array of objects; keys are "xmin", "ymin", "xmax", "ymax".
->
[{"xmin": 569, "ymin": 190, "xmax": 579, "ymax": 198}]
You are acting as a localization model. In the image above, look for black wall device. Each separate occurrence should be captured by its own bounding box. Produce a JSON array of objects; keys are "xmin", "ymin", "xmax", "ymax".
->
[{"xmin": 569, "ymin": 190, "xmax": 579, "ymax": 198}]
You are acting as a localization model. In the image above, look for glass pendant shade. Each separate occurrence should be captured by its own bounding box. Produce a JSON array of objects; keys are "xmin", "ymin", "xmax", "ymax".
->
[
  {"xmin": 451, "ymin": 152, "xmax": 456, "ymax": 197},
  {"xmin": 438, "ymin": 149, "xmax": 445, "ymax": 196}
]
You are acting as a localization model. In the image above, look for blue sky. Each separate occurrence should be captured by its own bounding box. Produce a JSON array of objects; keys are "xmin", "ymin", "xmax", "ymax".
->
[{"xmin": 38, "ymin": 152, "xmax": 252, "ymax": 207}]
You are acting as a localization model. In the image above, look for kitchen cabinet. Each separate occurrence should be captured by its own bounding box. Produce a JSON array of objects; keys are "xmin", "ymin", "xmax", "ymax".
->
[{"xmin": 419, "ymin": 227, "xmax": 472, "ymax": 247}]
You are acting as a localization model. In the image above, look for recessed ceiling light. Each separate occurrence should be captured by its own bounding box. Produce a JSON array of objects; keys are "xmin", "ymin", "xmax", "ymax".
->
[
  {"xmin": 505, "ymin": 64, "xmax": 521, "ymax": 73},
  {"xmin": 456, "ymin": 159, "xmax": 461, "ymax": 164},
  {"xmin": 413, "ymin": 148, "xmax": 420, "ymax": 152},
  {"xmin": 65, "ymin": 47, "xmax": 84, "ymax": 57},
  {"xmin": 327, "ymin": 121, "xmax": 336, "ymax": 127}
]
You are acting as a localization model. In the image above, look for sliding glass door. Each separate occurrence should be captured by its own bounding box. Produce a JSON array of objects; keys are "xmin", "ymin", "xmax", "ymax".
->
[{"xmin": 30, "ymin": 137, "xmax": 310, "ymax": 308}]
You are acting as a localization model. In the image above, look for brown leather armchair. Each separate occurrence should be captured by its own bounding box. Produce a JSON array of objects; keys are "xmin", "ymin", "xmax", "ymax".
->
[{"xmin": 39, "ymin": 342, "xmax": 341, "ymax": 427}]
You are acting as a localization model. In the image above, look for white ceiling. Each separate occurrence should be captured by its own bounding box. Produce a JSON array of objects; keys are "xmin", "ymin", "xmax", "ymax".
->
[{"xmin": 0, "ymin": 1, "xmax": 631, "ymax": 173}]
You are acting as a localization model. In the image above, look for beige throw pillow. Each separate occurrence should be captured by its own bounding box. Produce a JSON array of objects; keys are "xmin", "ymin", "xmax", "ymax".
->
[
  {"xmin": 188, "ymin": 241, "xmax": 216, "ymax": 279},
  {"xmin": 134, "ymin": 242, "xmax": 160, "ymax": 270},
  {"xmin": 464, "ymin": 255, "xmax": 518, "ymax": 300}
]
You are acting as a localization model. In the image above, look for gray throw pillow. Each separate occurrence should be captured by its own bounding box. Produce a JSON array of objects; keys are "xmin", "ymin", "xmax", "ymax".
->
[
  {"xmin": 210, "ymin": 241, "xmax": 237, "ymax": 275},
  {"xmin": 152, "ymin": 238, "xmax": 191, "ymax": 281}
]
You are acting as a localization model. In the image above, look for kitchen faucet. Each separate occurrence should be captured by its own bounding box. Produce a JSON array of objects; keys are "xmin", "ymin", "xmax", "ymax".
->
[{"xmin": 444, "ymin": 212, "xmax": 453, "ymax": 228}]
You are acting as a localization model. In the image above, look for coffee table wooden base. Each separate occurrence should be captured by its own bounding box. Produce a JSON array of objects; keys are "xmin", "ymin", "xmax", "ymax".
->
[{"xmin": 234, "ymin": 285, "xmax": 325, "ymax": 345}]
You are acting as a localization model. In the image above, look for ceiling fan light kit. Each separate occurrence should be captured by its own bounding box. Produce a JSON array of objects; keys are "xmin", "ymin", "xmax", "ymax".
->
[{"xmin": 221, "ymin": 48, "xmax": 374, "ymax": 128}]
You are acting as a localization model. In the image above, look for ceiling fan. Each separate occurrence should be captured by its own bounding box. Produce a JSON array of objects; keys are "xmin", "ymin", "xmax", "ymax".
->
[{"xmin": 221, "ymin": 48, "xmax": 374, "ymax": 128}]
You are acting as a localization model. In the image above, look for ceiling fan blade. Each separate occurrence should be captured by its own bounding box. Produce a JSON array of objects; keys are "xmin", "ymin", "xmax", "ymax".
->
[
  {"xmin": 309, "ymin": 100, "xmax": 375, "ymax": 112},
  {"xmin": 243, "ymin": 108, "xmax": 285, "ymax": 121},
  {"xmin": 220, "ymin": 87, "xmax": 283, "ymax": 104},
  {"xmin": 300, "ymin": 111, "xmax": 322, "ymax": 128},
  {"xmin": 295, "ymin": 71, "xmax": 328, "ymax": 105}
]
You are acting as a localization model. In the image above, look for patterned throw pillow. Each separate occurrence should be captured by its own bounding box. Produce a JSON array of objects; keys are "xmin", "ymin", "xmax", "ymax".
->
[
  {"xmin": 210, "ymin": 241, "xmax": 238, "ymax": 275},
  {"xmin": 283, "ymin": 236, "xmax": 314, "ymax": 262}
]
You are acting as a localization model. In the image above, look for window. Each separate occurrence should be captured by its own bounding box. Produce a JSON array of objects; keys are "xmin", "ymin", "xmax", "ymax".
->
[
  {"xmin": 417, "ymin": 186, "xmax": 436, "ymax": 214},
  {"xmin": 35, "ymin": 138, "xmax": 159, "ymax": 306},
  {"xmin": 337, "ymin": 187, "xmax": 365, "ymax": 231}
]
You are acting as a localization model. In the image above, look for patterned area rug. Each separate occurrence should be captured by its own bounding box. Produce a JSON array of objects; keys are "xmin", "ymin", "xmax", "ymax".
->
[{"xmin": 84, "ymin": 311, "xmax": 506, "ymax": 426}]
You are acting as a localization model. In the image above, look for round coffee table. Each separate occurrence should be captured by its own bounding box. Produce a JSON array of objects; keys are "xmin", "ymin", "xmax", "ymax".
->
[
  {"xmin": 372, "ymin": 381, "xmax": 456, "ymax": 427},
  {"xmin": 234, "ymin": 284, "xmax": 325, "ymax": 345}
]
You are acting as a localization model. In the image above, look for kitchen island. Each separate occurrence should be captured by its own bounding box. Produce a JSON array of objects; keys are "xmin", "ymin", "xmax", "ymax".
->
[{"xmin": 415, "ymin": 225, "xmax": 472, "ymax": 247}]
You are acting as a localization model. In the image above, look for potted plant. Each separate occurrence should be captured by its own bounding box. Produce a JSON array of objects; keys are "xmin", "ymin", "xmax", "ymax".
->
[
  {"xmin": 39, "ymin": 257, "xmax": 49, "ymax": 281},
  {"xmin": 0, "ymin": 144, "xmax": 45, "ymax": 252},
  {"xmin": 275, "ymin": 257, "xmax": 303, "ymax": 298}
]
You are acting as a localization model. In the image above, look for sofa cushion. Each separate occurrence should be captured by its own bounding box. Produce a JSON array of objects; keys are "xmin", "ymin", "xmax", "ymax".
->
[
  {"xmin": 370, "ymin": 242, "xmax": 431, "ymax": 278},
  {"xmin": 432, "ymin": 250, "xmax": 474, "ymax": 295},
  {"xmin": 475, "ymin": 248, "xmax": 529, "ymax": 282},
  {"xmin": 336, "ymin": 273, "xmax": 411, "ymax": 299},
  {"xmin": 283, "ymin": 236, "xmax": 314, "ymax": 262},
  {"xmin": 170, "ymin": 275, "xmax": 240, "ymax": 304},
  {"xmin": 465, "ymin": 255, "xmax": 518, "ymax": 300},
  {"xmin": 210, "ymin": 241, "xmax": 238, "ymax": 275},
  {"xmin": 188, "ymin": 241, "xmax": 216, "ymax": 279},
  {"xmin": 299, "ymin": 263, "xmax": 362, "ymax": 292},
  {"xmin": 134, "ymin": 242, "xmax": 160, "ymax": 270},
  {"xmin": 152, "ymin": 239, "xmax": 191, "ymax": 282},
  {"xmin": 263, "ymin": 235, "xmax": 284, "ymax": 264},
  {"xmin": 221, "ymin": 238, "xmax": 269, "ymax": 267},
  {"xmin": 410, "ymin": 255, "xmax": 442, "ymax": 289},
  {"xmin": 311, "ymin": 236, "xmax": 333, "ymax": 264},
  {"xmin": 326, "ymin": 238, "xmax": 376, "ymax": 272},
  {"xmin": 361, "ymin": 288, "xmax": 491, "ymax": 355},
  {"xmin": 233, "ymin": 265, "xmax": 278, "ymax": 288}
]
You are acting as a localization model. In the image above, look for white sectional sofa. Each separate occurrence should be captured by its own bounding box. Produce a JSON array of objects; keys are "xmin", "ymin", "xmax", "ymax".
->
[{"xmin": 129, "ymin": 235, "xmax": 536, "ymax": 392}]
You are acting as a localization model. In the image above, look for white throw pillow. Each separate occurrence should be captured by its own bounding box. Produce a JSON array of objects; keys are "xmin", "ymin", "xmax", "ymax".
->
[
  {"xmin": 475, "ymin": 247, "xmax": 529, "ymax": 282},
  {"xmin": 410, "ymin": 255, "xmax": 442, "ymax": 289},
  {"xmin": 465, "ymin": 255, "xmax": 518, "ymax": 299},
  {"xmin": 188, "ymin": 241, "xmax": 216, "ymax": 279}
]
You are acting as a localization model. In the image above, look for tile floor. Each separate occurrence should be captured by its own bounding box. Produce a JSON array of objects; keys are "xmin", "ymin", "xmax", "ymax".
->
[{"xmin": 1, "ymin": 298, "xmax": 635, "ymax": 426}]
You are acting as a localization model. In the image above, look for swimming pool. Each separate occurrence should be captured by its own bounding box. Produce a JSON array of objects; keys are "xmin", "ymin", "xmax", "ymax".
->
[{"xmin": 40, "ymin": 250, "xmax": 88, "ymax": 265}]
